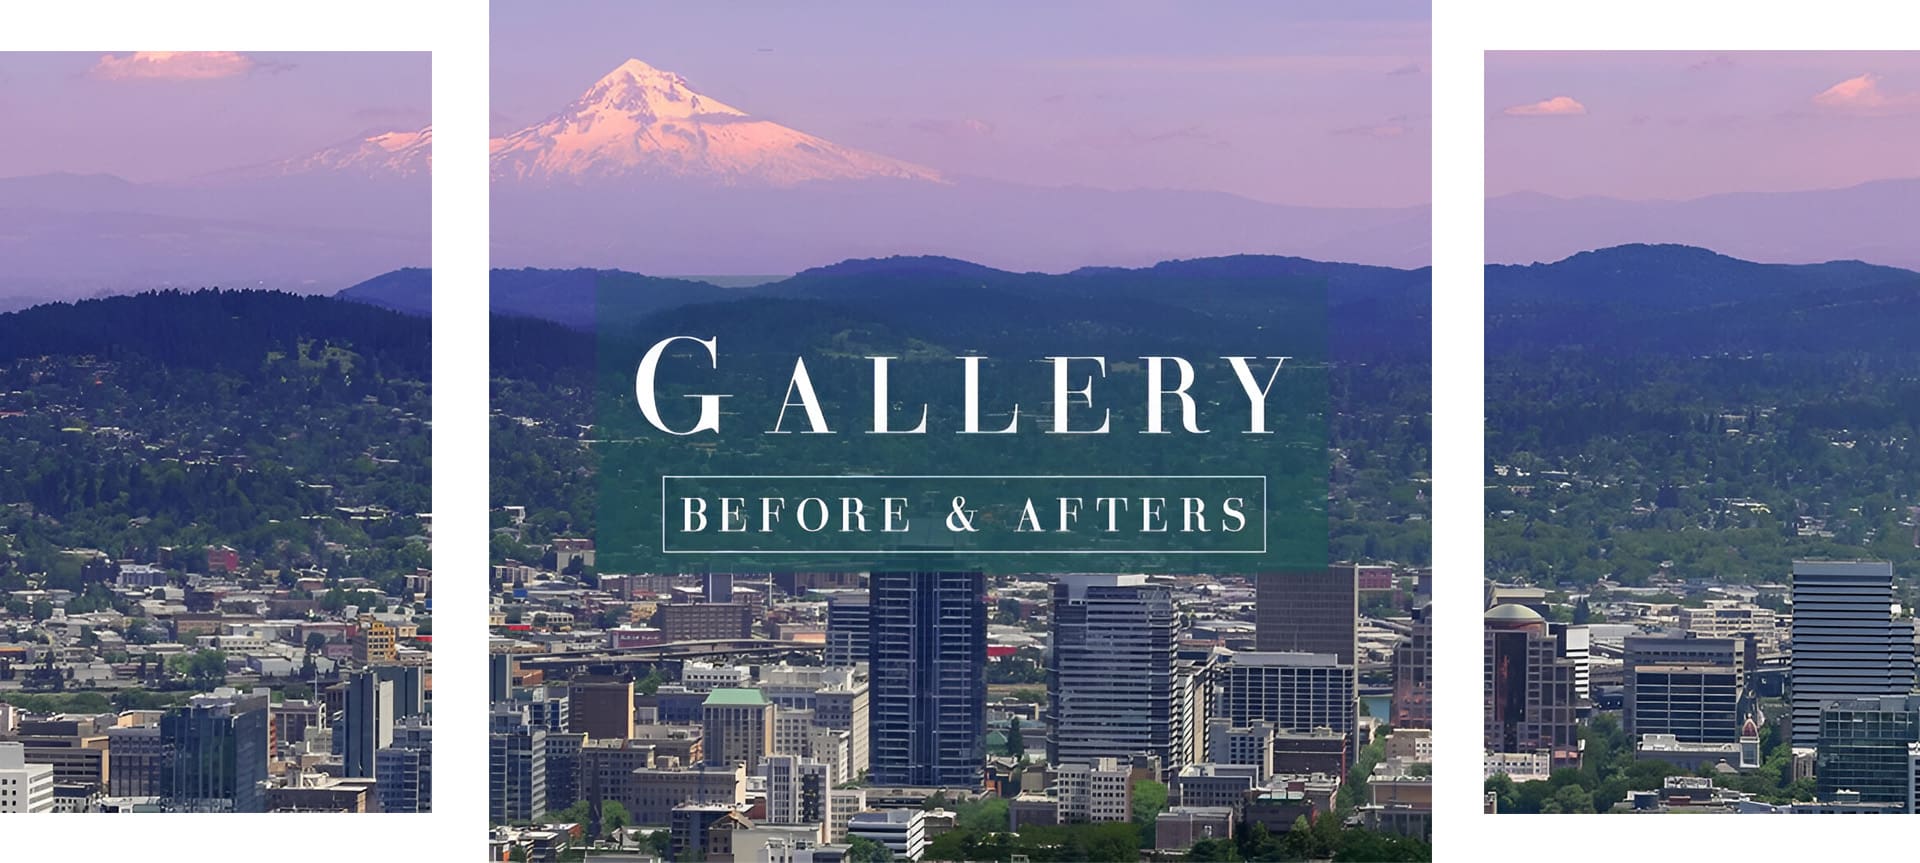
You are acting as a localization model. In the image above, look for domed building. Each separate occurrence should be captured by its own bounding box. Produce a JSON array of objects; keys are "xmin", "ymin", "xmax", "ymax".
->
[{"xmin": 1484, "ymin": 604, "xmax": 1580, "ymax": 772}]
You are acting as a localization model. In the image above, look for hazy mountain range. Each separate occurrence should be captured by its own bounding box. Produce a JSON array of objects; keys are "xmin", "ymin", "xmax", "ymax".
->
[
  {"xmin": 489, "ymin": 58, "xmax": 1431, "ymax": 274},
  {"xmin": 1488, "ymin": 179, "xmax": 1920, "ymax": 271},
  {"xmin": 0, "ymin": 129, "xmax": 429, "ymax": 309}
]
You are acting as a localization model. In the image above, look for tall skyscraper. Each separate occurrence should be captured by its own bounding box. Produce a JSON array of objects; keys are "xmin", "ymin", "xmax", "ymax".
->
[
  {"xmin": 1255, "ymin": 566, "xmax": 1359, "ymax": 748},
  {"xmin": 339, "ymin": 670, "xmax": 396, "ymax": 778},
  {"xmin": 826, "ymin": 591, "xmax": 872, "ymax": 666},
  {"xmin": 1392, "ymin": 604, "xmax": 1434, "ymax": 730},
  {"xmin": 490, "ymin": 704, "xmax": 548, "ymax": 824},
  {"xmin": 161, "ymin": 689, "xmax": 270, "ymax": 813},
  {"xmin": 868, "ymin": 571, "xmax": 986, "ymax": 787},
  {"xmin": 1790, "ymin": 560, "xmax": 1917, "ymax": 743},
  {"xmin": 702, "ymin": 688, "xmax": 775, "ymax": 768},
  {"xmin": 1484, "ymin": 605, "xmax": 1579, "ymax": 769},
  {"xmin": 1046, "ymin": 574, "xmax": 1175, "ymax": 771}
]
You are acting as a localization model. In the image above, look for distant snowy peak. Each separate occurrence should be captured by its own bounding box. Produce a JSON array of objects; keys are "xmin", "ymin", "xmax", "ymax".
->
[
  {"xmin": 491, "ymin": 57, "xmax": 943, "ymax": 186},
  {"xmin": 276, "ymin": 127, "xmax": 433, "ymax": 178}
]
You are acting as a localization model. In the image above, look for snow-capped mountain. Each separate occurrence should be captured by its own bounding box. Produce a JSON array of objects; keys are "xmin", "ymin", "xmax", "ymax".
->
[
  {"xmin": 488, "ymin": 57, "xmax": 1430, "ymax": 273},
  {"xmin": 491, "ymin": 58, "xmax": 942, "ymax": 185},
  {"xmin": 270, "ymin": 127, "xmax": 433, "ymax": 178},
  {"xmin": 0, "ymin": 127, "xmax": 430, "ymax": 301}
]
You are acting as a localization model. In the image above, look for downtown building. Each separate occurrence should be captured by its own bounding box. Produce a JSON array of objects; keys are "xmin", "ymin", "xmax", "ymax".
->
[
  {"xmin": 826, "ymin": 591, "xmax": 872, "ymax": 666},
  {"xmin": 490, "ymin": 703, "xmax": 548, "ymax": 824},
  {"xmin": 1254, "ymin": 566, "xmax": 1359, "ymax": 747},
  {"xmin": 1392, "ymin": 604, "xmax": 1434, "ymax": 729},
  {"xmin": 1815, "ymin": 694, "xmax": 1920, "ymax": 807},
  {"xmin": 1045, "ymin": 574, "xmax": 1176, "ymax": 773},
  {"xmin": 867, "ymin": 571, "xmax": 986, "ymax": 788},
  {"xmin": 161, "ymin": 688, "xmax": 270, "ymax": 813},
  {"xmin": 1484, "ymin": 605, "xmax": 1579, "ymax": 770},
  {"xmin": 1789, "ymin": 560, "xmax": 1917, "ymax": 743},
  {"xmin": 376, "ymin": 717, "xmax": 433, "ymax": 813},
  {"xmin": 1217, "ymin": 651, "xmax": 1357, "ymax": 761},
  {"xmin": 0, "ymin": 741, "xmax": 56, "ymax": 813},
  {"xmin": 1621, "ymin": 634, "xmax": 1746, "ymax": 742}
]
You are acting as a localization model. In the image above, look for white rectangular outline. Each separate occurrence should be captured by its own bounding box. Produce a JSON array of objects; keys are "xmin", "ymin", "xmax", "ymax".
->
[{"xmin": 654, "ymin": 474, "xmax": 1269, "ymax": 555}]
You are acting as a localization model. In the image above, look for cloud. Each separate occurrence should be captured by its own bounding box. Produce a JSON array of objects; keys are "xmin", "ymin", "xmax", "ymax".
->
[
  {"xmin": 89, "ymin": 51, "xmax": 257, "ymax": 81},
  {"xmin": 1063, "ymin": 124, "xmax": 1230, "ymax": 152},
  {"xmin": 1332, "ymin": 114, "xmax": 1424, "ymax": 138},
  {"xmin": 1503, "ymin": 96, "xmax": 1587, "ymax": 117},
  {"xmin": 1687, "ymin": 54, "xmax": 1737, "ymax": 73},
  {"xmin": 1813, "ymin": 73, "xmax": 1920, "ymax": 113},
  {"xmin": 1387, "ymin": 60, "xmax": 1426, "ymax": 77},
  {"xmin": 908, "ymin": 117, "xmax": 996, "ymax": 138}
]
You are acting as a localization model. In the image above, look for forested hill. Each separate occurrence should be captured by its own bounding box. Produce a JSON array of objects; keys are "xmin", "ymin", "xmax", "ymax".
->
[
  {"xmin": 0, "ymin": 289, "xmax": 430, "ymax": 379},
  {"xmin": 342, "ymin": 254, "xmax": 1431, "ymax": 363},
  {"xmin": 1488, "ymin": 244, "xmax": 1920, "ymax": 356}
]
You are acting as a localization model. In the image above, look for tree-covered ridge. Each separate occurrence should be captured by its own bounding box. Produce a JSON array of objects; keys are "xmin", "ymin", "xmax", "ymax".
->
[
  {"xmin": 0, "ymin": 290, "xmax": 431, "ymax": 586},
  {"xmin": 486, "ymin": 255, "xmax": 1432, "ymax": 568},
  {"xmin": 1486, "ymin": 245, "xmax": 1920, "ymax": 589},
  {"xmin": 0, "ymin": 288, "xmax": 430, "ymax": 379}
]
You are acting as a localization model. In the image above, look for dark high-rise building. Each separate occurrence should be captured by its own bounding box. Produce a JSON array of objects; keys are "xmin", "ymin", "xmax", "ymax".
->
[
  {"xmin": 868, "ymin": 571, "xmax": 986, "ymax": 787},
  {"xmin": 490, "ymin": 705, "xmax": 548, "ymax": 824},
  {"xmin": 376, "ymin": 717, "xmax": 432, "ymax": 813},
  {"xmin": 705, "ymin": 573, "xmax": 736, "ymax": 604},
  {"xmin": 490, "ymin": 653, "xmax": 513, "ymax": 704},
  {"xmin": 1484, "ymin": 605, "xmax": 1579, "ymax": 769},
  {"xmin": 375, "ymin": 664, "xmax": 429, "ymax": 719},
  {"xmin": 1391, "ymin": 604, "xmax": 1433, "ymax": 730},
  {"xmin": 1790, "ymin": 560, "xmax": 1917, "ymax": 743},
  {"xmin": 543, "ymin": 731, "xmax": 586, "ymax": 812},
  {"xmin": 161, "ymin": 689, "xmax": 270, "ymax": 813},
  {"xmin": 827, "ymin": 591, "xmax": 872, "ymax": 666},
  {"xmin": 106, "ymin": 725, "xmax": 167, "ymax": 798},
  {"xmin": 1815, "ymin": 694, "xmax": 1920, "ymax": 805},
  {"xmin": 339, "ymin": 670, "xmax": 395, "ymax": 778},
  {"xmin": 1255, "ymin": 566, "xmax": 1358, "ymax": 662},
  {"xmin": 1046, "ymin": 574, "xmax": 1175, "ymax": 771},
  {"xmin": 1255, "ymin": 566, "xmax": 1358, "ymax": 748},
  {"xmin": 568, "ymin": 677, "xmax": 635, "ymax": 741}
]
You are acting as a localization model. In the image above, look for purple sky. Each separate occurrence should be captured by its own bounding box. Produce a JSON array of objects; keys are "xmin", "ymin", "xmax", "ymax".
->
[
  {"xmin": 491, "ymin": 1, "xmax": 1431, "ymax": 209},
  {"xmin": 0, "ymin": 51, "xmax": 429, "ymax": 181},
  {"xmin": 1488, "ymin": 51, "xmax": 1920, "ymax": 200}
]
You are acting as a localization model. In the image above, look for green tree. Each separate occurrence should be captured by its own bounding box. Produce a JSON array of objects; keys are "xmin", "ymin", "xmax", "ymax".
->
[
  {"xmin": 602, "ymin": 800, "xmax": 630, "ymax": 837},
  {"xmin": 846, "ymin": 836, "xmax": 895, "ymax": 863},
  {"xmin": 1132, "ymin": 778, "xmax": 1169, "ymax": 846},
  {"xmin": 1005, "ymin": 716, "xmax": 1026, "ymax": 757}
]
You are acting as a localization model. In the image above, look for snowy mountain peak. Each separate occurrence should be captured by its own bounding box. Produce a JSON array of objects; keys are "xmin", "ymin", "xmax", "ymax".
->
[
  {"xmin": 231, "ymin": 126, "xmax": 432, "ymax": 180},
  {"xmin": 491, "ymin": 58, "xmax": 941, "ymax": 186},
  {"xmin": 580, "ymin": 57, "xmax": 749, "ymax": 122}
]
